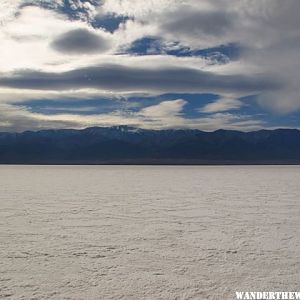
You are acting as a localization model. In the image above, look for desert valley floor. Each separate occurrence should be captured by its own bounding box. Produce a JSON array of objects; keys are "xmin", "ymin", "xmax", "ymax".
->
[{"xmin": 0, "ymin": 165, "xmax": 299, "ymax": 299}]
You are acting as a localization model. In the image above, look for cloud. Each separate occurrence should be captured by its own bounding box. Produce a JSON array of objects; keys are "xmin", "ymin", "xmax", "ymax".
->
[
  {"xmin": 140, "ymin": 99, "xmax": 186, "ymax": 118},
  {"xmin": 51, "ymin": 28, "xmax": 110, "ymax": 54},
  {"xmin": 0, "ymin": 103, "xmax": 81, "ymax": 132},
  {"xmin": 104, "ymin": 0, "xmax": 300, "ymax": 113},
  {"xmin": 19, "ymin": 0, "xmax": 101, "ymax": 22},
  {"xmin": 0, "ymin": 64, "xmax": 279, "ymax": 94},
  {"xmin": 1, "ymin": 0, "xmax": 300, "ymax": 132},
  {"xmin": 0, "ymin": 0, "xmax": 22, "ymax": 25},
  {"xmin": 161, "ymin": 8, "xmax": 235, "ymax": 41},
  {"xmin": 0, "ymin": 5, "xmax": 96, "ymax": 72},
  {"xmin": 101, "ymin": 0, "xmax": 174, "ymax": 18},
  {"xmin": 0, "ymin": 100, "xmax": 265, "ymax": 132},
  {"xmin": 200, "ymin": 97, "xmax": 243, "ymax": 113},
  {"xmin": 138, "ymin": 99, "xmax": 186, "ymax": 128}
]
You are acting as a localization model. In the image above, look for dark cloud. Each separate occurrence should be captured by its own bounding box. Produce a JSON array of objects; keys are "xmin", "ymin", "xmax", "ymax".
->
[
  {"xmin": 51, "ymin": 29, "xmax": 110, "ymax": 54},
  {"xmin": 0, "ymin": 64, "xmax": 280, "ymax": 94}
]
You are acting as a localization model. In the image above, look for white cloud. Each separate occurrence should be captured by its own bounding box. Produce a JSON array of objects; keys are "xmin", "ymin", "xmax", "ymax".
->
[
  {"xmin": 200, "ymin": 97, "xmax": 244, "ymax": 113},
  {"xmin": 101, "ymin": 0, "xmax": 175, "ymax": 18},
  {"xmin": 0, "ymin": 5, "xmax": 115, "ymax": 73},
  {"xmin": 0, "ymin": 0, "xmax": 22, "ymax": 25},
  {"xmin": 141, "ymin": 99, "xmax": 185, "ymax": 117}
]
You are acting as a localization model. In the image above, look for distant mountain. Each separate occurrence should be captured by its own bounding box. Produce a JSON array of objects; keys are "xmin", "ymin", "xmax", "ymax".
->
[{"xmin": 0, "ymin": 126, "xmax": 300, "ymax": 164}]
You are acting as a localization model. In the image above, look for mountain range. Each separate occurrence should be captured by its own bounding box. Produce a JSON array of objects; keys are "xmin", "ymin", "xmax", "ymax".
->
[{"xmin": 0, "ymin": 126, "xmax": 300, "ymax": 164}]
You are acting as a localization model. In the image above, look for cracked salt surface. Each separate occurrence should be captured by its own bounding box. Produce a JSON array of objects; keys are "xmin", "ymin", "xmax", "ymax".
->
[{"xmin": 0, "ymin": 165, "xmax": 299, "ymax": 299}]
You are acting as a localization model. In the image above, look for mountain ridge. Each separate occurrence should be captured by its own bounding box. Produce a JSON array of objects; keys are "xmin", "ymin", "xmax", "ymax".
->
[{"xmin": 0, "ymin": 126, "xmax": 300, "ymax": 164}]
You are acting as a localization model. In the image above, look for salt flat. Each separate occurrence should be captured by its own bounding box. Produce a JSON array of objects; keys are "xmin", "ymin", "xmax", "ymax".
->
[{"xmin": 0, "ymin": 166, "xmax": 299, "ymax": 300}]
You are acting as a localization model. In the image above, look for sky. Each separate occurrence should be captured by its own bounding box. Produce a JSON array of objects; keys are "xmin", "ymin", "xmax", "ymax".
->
[{"xmin": 0, "ymin": 0, "xmax": 300, "ymax": 132}]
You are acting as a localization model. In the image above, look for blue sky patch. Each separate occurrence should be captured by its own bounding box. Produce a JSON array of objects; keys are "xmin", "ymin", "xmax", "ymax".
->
[
  {"xmin": 92, "ymin": 14, "xmax": 129, "ymax": 33},
  {"xmin": 124, "ymin": 37, "xmax": 240, "ymax": 62}
]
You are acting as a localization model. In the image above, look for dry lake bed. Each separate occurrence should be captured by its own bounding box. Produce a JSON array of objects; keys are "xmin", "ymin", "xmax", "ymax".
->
[{"xmin": 0, "ymin": 165, "xmax": 299, "ymax": 299}]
